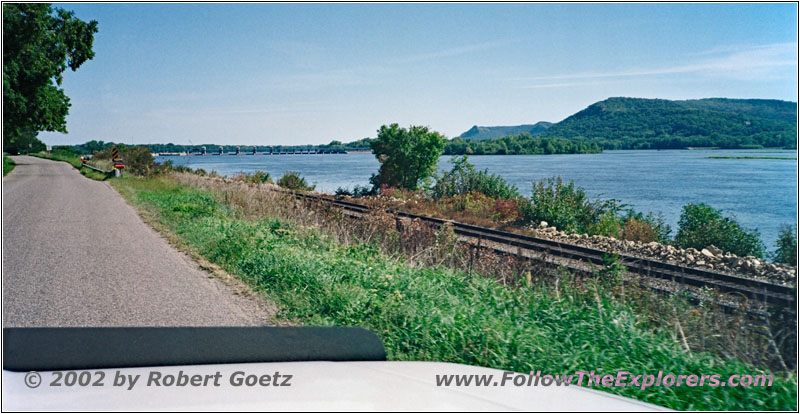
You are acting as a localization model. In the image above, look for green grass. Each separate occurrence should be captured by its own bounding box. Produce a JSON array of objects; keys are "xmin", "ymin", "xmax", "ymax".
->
[
  {"xmin": 111, "ymin": 175, "xmax": 797, "ymax": 411},
  {"xmin": 3, "ymin": 156, "xmax": 15, "ymax": 176},
  {"xmin": 31, "ymin": 152, "xmax": 109, "ymax": 180},
  {"xmin": 707, "ymin": 156, "xmax": 797, "ymax": 160}
]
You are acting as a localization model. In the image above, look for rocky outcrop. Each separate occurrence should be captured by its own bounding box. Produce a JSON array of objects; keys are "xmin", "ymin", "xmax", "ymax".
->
[{"xmin": 530, "ymin": 226, "xmax": 796, "ymax": 285}]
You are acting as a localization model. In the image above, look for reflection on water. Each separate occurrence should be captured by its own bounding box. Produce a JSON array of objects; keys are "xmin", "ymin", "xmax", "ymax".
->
[{"xmin": 157, "ymin": 149, "xmax": 797, "ymax": 246}]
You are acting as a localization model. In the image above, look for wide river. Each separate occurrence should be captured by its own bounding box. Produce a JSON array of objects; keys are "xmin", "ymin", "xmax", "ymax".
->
[{"xmin": 156, "ymin": 149, "xmax": 797, "ymax": 248}]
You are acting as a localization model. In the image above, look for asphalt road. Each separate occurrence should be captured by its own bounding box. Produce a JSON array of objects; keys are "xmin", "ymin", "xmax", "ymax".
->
[{"xmin": 3, "ymin": 156, "xmax": 274, "ymax": 326}]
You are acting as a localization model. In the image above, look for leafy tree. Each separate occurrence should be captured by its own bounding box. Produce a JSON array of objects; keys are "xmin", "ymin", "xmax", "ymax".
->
[
  {"xmin": 3, "ymin": 3, "xmax": 98, "ymax": 154},
  {"xmin": 674, "ymin": 203, "xmax": 765, "ymax": 258},
  {"xmin": 773, "ymin": 225, "xmax": 797, "ymax": 266},
  {"xmin": 369, "ymin": 124, "xmax": 445, "ymax": 191}
]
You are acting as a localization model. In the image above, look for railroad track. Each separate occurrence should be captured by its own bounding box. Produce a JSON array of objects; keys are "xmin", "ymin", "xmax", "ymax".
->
[{"xmin": 286, "ymin": 189, "xmax": 796, "ymax": 311}]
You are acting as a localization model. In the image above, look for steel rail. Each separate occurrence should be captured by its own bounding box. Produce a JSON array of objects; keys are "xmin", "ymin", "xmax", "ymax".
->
[{"xmin": 285, "ymin": 189, "xmax": 795, "ymax": 309}]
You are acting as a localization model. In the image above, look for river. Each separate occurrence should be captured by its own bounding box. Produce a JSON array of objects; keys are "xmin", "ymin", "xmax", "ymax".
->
[{"xmin": 156, "ymin": 149, "xmax": 797, "ymax": 248}]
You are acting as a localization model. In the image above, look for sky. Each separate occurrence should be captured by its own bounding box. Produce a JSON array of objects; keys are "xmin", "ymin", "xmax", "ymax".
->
[{"xmin": 39, "ymin": 3, "xmax": 798, "ymax": 146}]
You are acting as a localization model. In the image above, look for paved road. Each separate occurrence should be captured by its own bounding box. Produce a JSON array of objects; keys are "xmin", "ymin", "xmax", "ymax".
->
[{"xmin": 3, "ymin": 156, "xmax": 274, "ymax": 326}]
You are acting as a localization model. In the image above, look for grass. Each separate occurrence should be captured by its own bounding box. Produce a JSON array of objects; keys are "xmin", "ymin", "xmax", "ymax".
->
[
  {"xmin": 3, "ymin": 156, "xmax": 15, "ymax": 176},
  {"xmin": 708, "ymin": 156, "xmax": 797, "ymax": 160},
  {"xmin": 31, "ymin": 152, "xmax": 110, "ymax": 180},
  {"xmin": 111, "ymin": 174, "xmax": 796, "ymax": 411}
]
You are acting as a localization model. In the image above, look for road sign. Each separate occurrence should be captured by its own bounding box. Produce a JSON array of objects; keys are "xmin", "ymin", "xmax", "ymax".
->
[{"xmin": 111, "ymin": 147, "xmax": 120, "ymax": 160}]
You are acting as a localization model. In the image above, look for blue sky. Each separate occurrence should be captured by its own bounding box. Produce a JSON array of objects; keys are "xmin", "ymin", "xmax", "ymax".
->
[{"xmin": 41, "ymin": 3, "xmax": 797, "ymax": 146}]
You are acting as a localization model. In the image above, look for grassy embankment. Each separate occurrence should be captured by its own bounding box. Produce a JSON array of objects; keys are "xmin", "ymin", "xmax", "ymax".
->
[
  {"xmin": 111, "ymin": 173, "xmax": 795, "ymax": 411},
  {"xmin": 31, "ymin": 152, "xmax": 110, "ymax": 180},
  {"xmin": 3, "ymin": 156, "xmax": 15, "ymax": 176}
]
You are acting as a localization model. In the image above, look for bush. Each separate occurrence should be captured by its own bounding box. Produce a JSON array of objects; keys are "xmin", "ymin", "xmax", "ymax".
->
[
  {"xmin": 236, "ymin": 170, "xmax": 272, "ymax": 184},
  {"xmin": 773, "ymin": 225, "xmax": 797, "ymax": 266},
  {"xmin": 335, "ymin": 185, "xmax": 374, "ymax": 199},
  {"xmin": 432, "ymin": 155, "xmax": 521, "ymax": 200},
  {"xmin": 622, "ymin": 211, "xmax": 672, "ymax": 243},
  {"xmin": 674, "ymin": 203, "xmax": 765, "ymax": 258},
  {"xmin": 589, "ymin": 211, "xmax": 623, "ymax": 239},
  {"xmin": 277, "ymin": 171, "xmax": 315, "ymax": 191},
  {"xmin": 519, "ymin": 177, "xmax": 616, "ymax": 233}
]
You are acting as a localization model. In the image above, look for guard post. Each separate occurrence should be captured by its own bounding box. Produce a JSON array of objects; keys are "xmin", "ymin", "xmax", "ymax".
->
[{"xmin": 112, "ymin": 147, "xmax": 125, "ymax": 177}]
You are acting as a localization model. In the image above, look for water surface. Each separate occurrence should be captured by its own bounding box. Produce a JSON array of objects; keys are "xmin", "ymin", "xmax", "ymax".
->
[{"xmin": 157, "ymin": 149, "xmax": 798, "ymax": 247}]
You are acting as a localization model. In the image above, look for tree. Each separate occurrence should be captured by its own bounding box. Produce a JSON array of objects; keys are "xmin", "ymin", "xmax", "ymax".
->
[
  {"xmin": 369, "ymin": 124, "xmax": 445, "ymax": 191},
  {"xmin": 3, "ymin": 3, "xmax": 98, "ymax": 154}
]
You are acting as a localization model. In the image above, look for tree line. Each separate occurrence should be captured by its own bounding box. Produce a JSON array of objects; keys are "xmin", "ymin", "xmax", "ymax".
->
[{"xmin": 444, "ymin": 133, "xmax": 602, "ymax": 155}]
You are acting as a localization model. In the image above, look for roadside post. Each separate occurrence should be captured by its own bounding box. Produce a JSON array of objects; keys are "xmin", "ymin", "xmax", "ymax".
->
[{"xmin": 112, "ymin": 147, "xmax": 124, "ymax": 177}]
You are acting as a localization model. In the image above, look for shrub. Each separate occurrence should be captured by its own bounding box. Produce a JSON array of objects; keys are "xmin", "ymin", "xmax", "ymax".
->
[
  {"xmin": 277, "ymin": 171, "xmax": 315, "ymax": 191},
  {"xmin": 589, "ymin": 211, "xmax": 623, "ymax": 238},
  {"xmin": 432, "ymin": 155, "xmax": 521, "ymax": 200},
  {"xmin": 773, "ymin": 225, "xmax": 797, "ymax": 266},
  {"xmin": 335, "ymin": 185, "xmax": 374, "ymax": 199},
  {"xmin": 622, "ymin": 211, "xmax": 672, "ymax": 243},
  {"xmin": 236, "ymin": 170, "xmax": 272, "ymax": 184},
  {"xmin": 158, "ymin": 161, "xmax": 193, "ymax": 174},
  {"xmin": 492, "ymin": 198, "xmax": 520, "ymax": 222},
  {"xmin": 519, "ymin": 177, "xmax": 613, "ymax": 233},
  {"xmin": 674, "ymin": 203, "xmax": 765, "ymax": 258}
]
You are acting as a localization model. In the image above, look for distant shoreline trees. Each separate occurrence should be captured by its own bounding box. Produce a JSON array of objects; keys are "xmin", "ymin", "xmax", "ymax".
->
[{"xmin": 445, "ymin": 133, "xmax": 602, "ymax": 155}]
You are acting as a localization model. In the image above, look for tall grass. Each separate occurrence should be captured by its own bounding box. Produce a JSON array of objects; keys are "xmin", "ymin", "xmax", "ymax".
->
[
  {"xmin": 164, "ymin": 173, "xmax": 796, "ymax": 372},
  {"xmin": 112, "ymin": 174, "xmax": 796, "ymax": 411}
]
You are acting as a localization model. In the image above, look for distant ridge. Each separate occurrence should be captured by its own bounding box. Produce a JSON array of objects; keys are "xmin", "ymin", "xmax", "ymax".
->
[
  {"xmin": 540, "ymin": 97, "xmax": 797, "ymax": 149},
  {"xmin": 458, "ymin": 122, "xmax": 552, "ymax": 141},
  {"xmin": 454, "ymin": 97, "xmax": 796, "ymax": 150}
]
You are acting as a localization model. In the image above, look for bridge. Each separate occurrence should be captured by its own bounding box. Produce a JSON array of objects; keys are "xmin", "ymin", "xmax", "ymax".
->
[{"xmin": 177, "ymin": 146, "xmax": 372, "ymax": 156}]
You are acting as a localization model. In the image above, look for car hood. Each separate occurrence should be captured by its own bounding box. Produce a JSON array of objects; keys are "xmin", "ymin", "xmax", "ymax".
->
[{"xmin": 3, "ymin": 361, "xmax": 667, "ymax": 411}]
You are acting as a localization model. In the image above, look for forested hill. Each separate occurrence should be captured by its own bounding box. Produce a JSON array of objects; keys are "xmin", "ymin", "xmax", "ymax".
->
[
  {"xmin": 540, "ymin": 97, "xmax": 797, "ymax": 149},
  {"xmin": 458, "ymin": 122, "xmax": 552, "ymax": 141}
]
